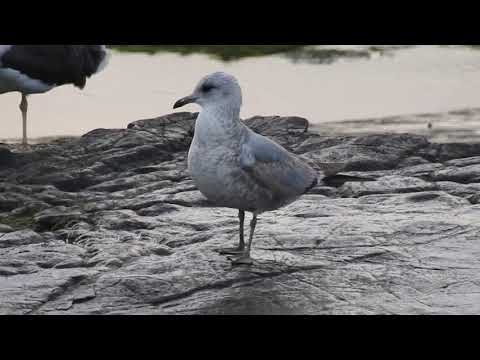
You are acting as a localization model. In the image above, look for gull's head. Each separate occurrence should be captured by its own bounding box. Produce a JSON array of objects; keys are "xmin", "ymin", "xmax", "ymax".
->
[{"xmin": 173, "ymin": 72, "xmax": 242, "ymax": 110}]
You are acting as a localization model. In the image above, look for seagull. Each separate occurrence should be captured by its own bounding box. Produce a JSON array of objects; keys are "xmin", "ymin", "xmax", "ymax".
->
[
  {"xmin": 0, "ymin": 45, "xmax": 109, "ymax": 147},
  {"xmin": 174, "ymin": 72, "xmax": 318, "ymax": 265}
]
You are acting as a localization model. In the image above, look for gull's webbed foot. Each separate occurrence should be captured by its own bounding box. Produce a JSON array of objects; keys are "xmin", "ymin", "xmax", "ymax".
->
[
  {"xmin": 18, "ymin": 143, "xmax": 32, "ymax": 152},
  {"xmin": 216, "ymin": 247, "xmax": 245, "ymax": 255}
]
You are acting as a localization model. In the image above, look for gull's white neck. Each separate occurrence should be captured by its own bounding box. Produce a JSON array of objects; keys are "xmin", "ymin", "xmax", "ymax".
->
[{"xmin": 194, "ymin": 103, "xmax": 243, "ymax": 147}]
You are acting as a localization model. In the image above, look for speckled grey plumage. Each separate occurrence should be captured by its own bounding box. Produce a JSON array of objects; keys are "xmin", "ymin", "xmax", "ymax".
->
[{"xmin": 174, "ymin": 72, "xmax": 318, "ymax": 263}]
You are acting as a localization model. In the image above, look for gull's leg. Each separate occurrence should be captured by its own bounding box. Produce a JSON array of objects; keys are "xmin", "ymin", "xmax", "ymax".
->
[
  {"xmin": 231, "ymin": 213, "xmax": 257, "ymax": 265},
  {"xmin": 19, "ymin": 94, "xmax": 29, "ymax": 149},
  {"xmin": 217, "ymin": 210, "xmax": 246, "ymax": 255}
]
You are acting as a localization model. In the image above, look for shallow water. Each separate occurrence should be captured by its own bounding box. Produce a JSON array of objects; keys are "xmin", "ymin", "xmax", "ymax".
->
[{"xmin": 2, "ymin": 45, "xmax": 480, "ymax": 142}]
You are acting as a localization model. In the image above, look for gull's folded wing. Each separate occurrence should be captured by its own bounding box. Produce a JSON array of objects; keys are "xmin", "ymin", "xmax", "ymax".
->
[{"xmin": 239, "ymin": 132, "xmax": 318, "ymax": 199}]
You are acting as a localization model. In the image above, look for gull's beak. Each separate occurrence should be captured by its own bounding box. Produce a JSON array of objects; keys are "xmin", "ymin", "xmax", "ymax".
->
[{"xmin": 173, "ymin": 95, "xmax": 198, "ymax": 109}]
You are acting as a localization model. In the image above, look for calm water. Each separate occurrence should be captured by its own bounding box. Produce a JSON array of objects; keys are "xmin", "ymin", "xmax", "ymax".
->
[{"xmin": 2, "ymin": 45, "xmax": 480, "ymax": 141}]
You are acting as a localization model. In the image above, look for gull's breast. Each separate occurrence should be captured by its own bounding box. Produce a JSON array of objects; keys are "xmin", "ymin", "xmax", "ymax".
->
[{"xmin": 188, "ymin": 142, "xmax": 271, "ymax": 211}]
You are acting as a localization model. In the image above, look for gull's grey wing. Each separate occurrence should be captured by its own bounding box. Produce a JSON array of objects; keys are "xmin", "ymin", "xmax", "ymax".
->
[{"xmin": 240, "ymin": 131, "xmax": 318, "ymax": 199}]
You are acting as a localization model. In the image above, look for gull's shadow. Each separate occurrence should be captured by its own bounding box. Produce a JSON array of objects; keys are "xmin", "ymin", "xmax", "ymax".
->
[{"xmin": 202, "ymin": 257, "xmax": 327, "ymax": 315}]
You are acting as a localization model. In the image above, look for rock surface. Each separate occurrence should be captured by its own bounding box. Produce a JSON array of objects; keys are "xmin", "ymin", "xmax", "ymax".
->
[{"xmin": 2, "ymin": 112, "xmax": 480, "ymax": 314}]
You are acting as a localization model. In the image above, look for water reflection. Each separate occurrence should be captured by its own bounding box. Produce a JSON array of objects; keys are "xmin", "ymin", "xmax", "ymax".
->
[
  {"xmin": 2, "ymin": 45, "xmax": 480, "ymax": 142},
  {"xmin": 110, "ymin": 45, "xmax": 307, "ymax": 61}
]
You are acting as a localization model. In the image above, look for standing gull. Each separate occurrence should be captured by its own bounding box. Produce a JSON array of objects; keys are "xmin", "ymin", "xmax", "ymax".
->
[
  {"xmin": 174, "ymin": 72, "xmax": 318, "ymax": 265},
  {"xmin": 0, "ymin": 45, "xmax": 109, "ymax": 147}
]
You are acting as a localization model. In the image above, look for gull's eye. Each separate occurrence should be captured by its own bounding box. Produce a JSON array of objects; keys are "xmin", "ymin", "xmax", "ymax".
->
[{"xmin": 201, "ymin": 84, "xmax": 215, "ymax": 93}]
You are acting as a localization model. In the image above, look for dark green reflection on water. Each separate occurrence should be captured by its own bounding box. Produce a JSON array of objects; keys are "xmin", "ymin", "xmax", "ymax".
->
[
  {"xmin": 109, "ymin": 45, "xmax": 382, "ymax": 63},
  {"xmin": 108, "ymin": 45, "xmax": 306, "ymax": 61},
  {"xmin": 109, "ymin": 45, "xmax": 480, "ymax": 64}
]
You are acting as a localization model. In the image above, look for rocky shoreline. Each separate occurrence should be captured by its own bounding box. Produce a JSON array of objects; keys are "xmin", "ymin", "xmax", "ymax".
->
[{"xmin": 1, "ymin": 112, "xmax": 480, "ymax": 314}]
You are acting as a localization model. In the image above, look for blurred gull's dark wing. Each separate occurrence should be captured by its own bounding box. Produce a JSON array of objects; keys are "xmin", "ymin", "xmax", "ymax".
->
[{"xmin": 1, "ymin": 45, "xmax": 108, "ymax": 89}]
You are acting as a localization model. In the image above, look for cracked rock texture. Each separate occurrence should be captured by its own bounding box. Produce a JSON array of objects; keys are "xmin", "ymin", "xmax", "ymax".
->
[{"xmin": 1, "ymin": 112, "xmax": 480, "ymax": 315}]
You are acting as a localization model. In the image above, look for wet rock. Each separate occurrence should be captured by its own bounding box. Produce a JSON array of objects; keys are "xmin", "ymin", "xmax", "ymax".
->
[
  {"xmin": 0, "ymin": 241, "xmax": 86, "ymax": 273},
  {"xmin": 305, "ymin": 134, "xmax": 430, "ymax": 172},
  {"xmin": 0, "ymin": 147, "xmax": 15, "ymax": 169},
  {"xmin": 339, "ymin": 176, "xmax": 437, "ymax": 198},
  {"xmin": 397, "ymin": 156, "xmax": 431, "ymax": 168},
  {"xmin": 420, "ymin": 142, "xmax": 480, "ymax": 162},
  {"xmin": 0, "ymin": 230, "xmax": 44, "ymax": 248},
  {"xmin": 433, "ymin": 163, "xmax": 480, "ymax": 184},
  {"xmin": 435, "ymin": 182, "xmax": 480, "ymax": 201},
  {"xmin": 0, "ymin": 224, "xmax": 14, "ymax": 233},
  {"xmin": 2, "ymin": 111, "xmax": 480, "ymax": 315},
  {"xmin": 34, "ymin": 206, "xmax": 86, "ymax": 231},
  {"xmin": 0, "ymin": 269, "xmax": 96, "ymax": 314}
]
